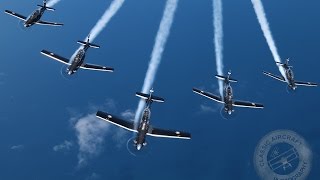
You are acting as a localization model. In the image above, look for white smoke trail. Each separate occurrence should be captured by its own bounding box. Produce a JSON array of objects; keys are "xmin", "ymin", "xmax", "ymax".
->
[
  {"xmin": 71, "ymin": 0, "xmax": 125, "ymax": 60},
  {"xmin": 46, "ymin": 0, "xmax": 61, "ymax": 7},
  {"xmin": 213, "ymin": 0, "xmax": 224, "ymax": 97},
  {"xmin": 134, "ymin": 0, "xmax": 179, "ymax": 123},
  {"xmin": 251, "ymin": 0, "xmax": 286, "ymax": 77}
]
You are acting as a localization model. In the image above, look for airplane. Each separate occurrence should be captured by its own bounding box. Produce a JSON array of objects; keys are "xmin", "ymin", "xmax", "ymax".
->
[
  {"xmin": 193, "ymin": 71, "xmax": 264, "ymax": 115},
  {"xmin": 4, "ymin": 0, "xmax": 63, "ymax": 28},
  {"xmin": 263, "ymin": 58, "xmax": 317, "ymax": 90},
  {"xmin": 96, "ymin": 89, "xmax": 191, "ymax": 151},
  {"xmin": 40, "ymin": 36, "xmax": 114, "ymax": 75}
]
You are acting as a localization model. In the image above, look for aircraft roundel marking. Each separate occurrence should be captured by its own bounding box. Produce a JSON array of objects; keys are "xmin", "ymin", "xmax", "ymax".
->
[
  {"xmin": 50, "ymin": 52, "xmax": 54, "ymax": 55},
  {"xmin": 107, "ymin": 115, "xmax": 112, "ymax": 119},
  {"xmin": 175, "ymin": 131, "xmax": 180, "ymax": 134}
]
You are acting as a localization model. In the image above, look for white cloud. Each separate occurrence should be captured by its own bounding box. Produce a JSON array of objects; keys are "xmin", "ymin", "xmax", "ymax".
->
[
  {"xmin": 200, "ymin": 104, "xmax": 218, "ymax": 113},
  {"xmin": 53, "ymin": 140, "xmax": 73, "ymax": 152},
  {"xmin": 121, "ymin": 109, "xmax": 135, "ymax": 121},
  {"xmin": 86, "ymin": 172, "xmax": 101, "ymax": 180},
  {"xmin": 10, "ymin": 145, "xmax": 24, "ymax": 151},
  {"xmin": 74, "ymin": 114, "xmax": 109, "ymax": 168}
]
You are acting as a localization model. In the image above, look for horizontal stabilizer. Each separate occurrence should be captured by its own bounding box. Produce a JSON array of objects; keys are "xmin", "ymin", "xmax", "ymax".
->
[
  {"xmin": 37, "ymin": 5, "xmax": 55, "ymax": 11},
  {"xmin": 276, "ymin": 62, "xmax": 285, "ymax": 66},
  {"xmin": 136, "ymin": 92, "xmax": 164, "ymax": 103},
  {"xmin": 147, "ymin": 126, "xmax": 191, "ymax": 139},
  {"xmin": 96, "ymin": 111, "xmax": 137, "ymax": 132},
  {"xmin": 263, "ymin": 71, "xmax": 286, "ymax": 82},
  {"xmin": 295, "ymin": 81, "xmax": 318, "ymax": 87},
  {"xmin": 192, "ymin": 88, "xmax": 224, "ymax": 104},
  {"xmin": 77, "ymin": 41, "xmax": 100, "ymax": 48},
  {"xmin": 215, "ymin": 75, "xmax": 237, "ymax": 82}
]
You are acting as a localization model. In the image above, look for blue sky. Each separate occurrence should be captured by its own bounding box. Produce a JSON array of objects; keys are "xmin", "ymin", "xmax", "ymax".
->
[{"xmin": 0, "ymin": 0, "xmax": 319, "ymax": 179}]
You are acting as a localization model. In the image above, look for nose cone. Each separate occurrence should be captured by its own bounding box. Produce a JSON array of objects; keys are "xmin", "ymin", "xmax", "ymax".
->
[
  {"xmin": 228, "ymin": 111, "xmax": 232, "ymax": 115},
  {"xmin": 136, "ymin": 144, "xmax": 142, "ymax": 151},
  {"xmin": 68, "ymin": 71, "xmax": 72, "ymax": 75}
]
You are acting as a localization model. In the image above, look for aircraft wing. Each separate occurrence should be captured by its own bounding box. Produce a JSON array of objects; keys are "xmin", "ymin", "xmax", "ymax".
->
[
  {"xmin": 295, "ymin": 81, "xmax": 318, "ymax": 87},
  {"xmin": 233, "ymin": 100, "xmax": 264, "ymax": 109},
  {"xmin": 147, "ymin": 127, "xmax": 191, "ymax": 140},
  {"xmin": 263, "ymin": 71, "xmax": 286, "ymax": 82},
  {"xmin": 192, "ymin": 88, "xmax": 224, "ymax": 103},
  {"xmin": 36, "ymin": 20, "xmax": 63, "ymax": 26},
  {"xmin": 96, "ymin": 111, "xmax": 137, "ymax": 132},
  {"xmin": 40, "ymin": 50, "xmax": 70, "ymax": 65},
  {"xmin": 4, "ymin": 10, "xmax": 27, "ymax": 21},
  {"xmin": 80, "ymin": 63, "xmax": 114, "ymax": 72}
]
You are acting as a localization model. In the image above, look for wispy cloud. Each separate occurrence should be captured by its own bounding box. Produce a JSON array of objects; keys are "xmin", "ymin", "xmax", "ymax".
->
[
  {"xmin": 0, "ymin": 73, "xmax": 6, "ymax": 85},
  {"xmin": 72, "ymin": 99, "xmax": 129, "ymax": 168},
  {"xmin": 121, "ymin": 109, "xmax": 135, "ymax": 121},
  {"xmin": 53, "ymin": 140, "xmax": 73, "ymax": 152},
  {"xmin": 200, "ymin": 104, "xmax": 218, "ymax": 113},
  {"xmin": 74, "ymin": 114, "xmax": 109, "ymax": 168},
  {"xmin": 10, "ymin": 145, "xmax": 24, "ymax": 151},
  {"xmin": 86, "ymin": 172, "xmax": 101, "ymax": 180}
]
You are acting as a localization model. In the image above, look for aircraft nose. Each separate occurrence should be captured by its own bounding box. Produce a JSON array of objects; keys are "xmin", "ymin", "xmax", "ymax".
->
[
  {"xmin": 68, "ymin": 71, "xmax": 72, "ymax": 75},
  {"xmin": 228, "ymin": 111, "xmax": 232, "ymax": 115},
  {"xmin": 136, "ymin": 144, "xmax": 142, "ymax": 151}
]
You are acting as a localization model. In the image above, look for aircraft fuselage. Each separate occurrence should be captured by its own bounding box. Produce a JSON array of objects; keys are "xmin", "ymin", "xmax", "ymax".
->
[
  {"xmin": 285, "ymin": 68, "xmax": 296, "ymax": 90},
  {"xmin": 25, "ymin": 8, "xmax": 45, "ymax": 27},
  {"xmin": 134, "ymin": 107, "xmax": 151, "ymax": 150},
  {"xmin": 224, "ymin": 84, "xmax": 233, "ymax": 114},
  {"xmin": 67, "ymin": 46, "xmax": 89, "ymax": 75}
]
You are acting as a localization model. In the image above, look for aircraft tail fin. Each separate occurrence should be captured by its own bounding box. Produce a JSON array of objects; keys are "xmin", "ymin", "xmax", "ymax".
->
[
  {"xmin": 215, "ymin": 75, "xmax": 237, "ymax": 83},
  {"xmin": 77, "ymin": 41, "xmax": 100, "ymax": 48},
  {"xmin": 136, "ymin": 92, "xmax": 164, "ymax": 103}
]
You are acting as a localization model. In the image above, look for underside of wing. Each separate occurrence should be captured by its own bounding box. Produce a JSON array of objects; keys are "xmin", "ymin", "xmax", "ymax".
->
[
  {"xmin": 40, "ymin": 50, "xmax": 70, "ymax": 65},
  {"xmin": 263, "ymin": 71, "xmax": 286, "ymax": 82},
  {"xmin": 192, "ymin": 88, "xmax": 224, "ymax": 103},
  {"xmin": 36, "ymin": 20, "xmax": 63, "ymax": 26},
  {"xmin": 4, "ymin": 10, "xmax": 27, "ymax": 21},
  {"xmin": 233, "ymin": 100, "xmax": 264, "ymax": 109},
  {"xmin": 96, "ymin": 111, "xmax": 136, "ymax": 132},
  {"xmin": 80, "ymin": 63, "xmax": 114, "ymax": 72},
  {"xmin": 147, "ymin": 127, "xmax": 191, "ymax": 140},
  {"xmin": 295, "ymin": 81, "xmax": 318, "ymax": 87}
]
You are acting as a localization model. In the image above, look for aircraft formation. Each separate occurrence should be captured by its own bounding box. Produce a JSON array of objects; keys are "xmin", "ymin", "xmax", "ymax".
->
[{"xmin": 3, "ymin": 1, "xmax": 318, "ymax": 151}]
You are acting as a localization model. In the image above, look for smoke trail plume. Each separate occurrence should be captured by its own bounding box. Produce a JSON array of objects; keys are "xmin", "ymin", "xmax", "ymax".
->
[
  {"xmin": 71, "ymin": 0, "xmax": 125, "ymax": 60},
  {"xmin": 213, "ymin": 0, "xmax": 224, "ymax": 97},
  {"xmin": 251, "ymin": 0, "xmax": 286, "ymax": 77},
  {"xmin": 46, "ymin": 0, "xmax": 61, "ymax": 7},
  {"xmin": 134, "ymin": 0, "xmax": 179, "ymax": 123}
]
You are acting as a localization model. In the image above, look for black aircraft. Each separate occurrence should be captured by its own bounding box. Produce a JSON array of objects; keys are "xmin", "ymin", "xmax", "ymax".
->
[
  {"xmin": 193, "ymin": 71, "xmax": 264, "ymax": 115},
  {"xmin": 263, "ymin": 58, "xmax": 317, "ymax": 90},
  {"xmin": 41, "ymin": 36, "xmax": 114, "ymax": 75},
  {"xmin": 4, "ymin": 0, "xmax": 63, "ymax": 28},
  {"xmin": 96, "ymin": 89, "xmax": 191, "ymax": 151}
]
